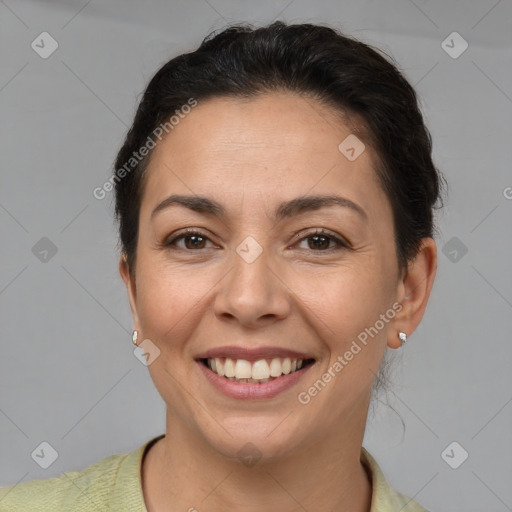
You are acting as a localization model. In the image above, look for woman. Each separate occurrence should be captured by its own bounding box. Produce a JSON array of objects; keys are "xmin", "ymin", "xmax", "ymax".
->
[{"xmin": 0, "ymin": 21, "xmax": 441, "ymax": 511}]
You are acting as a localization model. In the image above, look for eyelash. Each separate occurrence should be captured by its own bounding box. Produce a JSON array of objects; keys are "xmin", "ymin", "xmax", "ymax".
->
[{"xmin": 162, "ymin": 228, "xmax": 349, "ymax": 253}]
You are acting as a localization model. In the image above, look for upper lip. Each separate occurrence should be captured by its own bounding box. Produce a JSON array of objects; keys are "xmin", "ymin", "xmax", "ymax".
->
[{"xmin": 195, "ymin": 346, "xmax": 315, "ymax": 362}]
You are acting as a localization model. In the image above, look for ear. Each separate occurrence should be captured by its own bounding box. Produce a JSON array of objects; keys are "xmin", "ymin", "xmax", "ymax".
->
[
  {"xmin": 119, "ymin": 254, "xmax": 140, "ymax": 329},
  {"xmin": 388, "ymin": 238, "xmax": 437, "ymax": 349}
]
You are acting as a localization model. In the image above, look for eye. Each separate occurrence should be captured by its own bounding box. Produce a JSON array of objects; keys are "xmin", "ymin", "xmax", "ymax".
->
[
  {"xmin": 164, "ymin": 229, "xmax": 216, "ymax": 251},
  {"xmin": 163, "ymin": 228, "xmax": 349, "ymax": 253},
  {"xmin": 294, "ymin": 229, "xmax": 348, "ymax": 252}
]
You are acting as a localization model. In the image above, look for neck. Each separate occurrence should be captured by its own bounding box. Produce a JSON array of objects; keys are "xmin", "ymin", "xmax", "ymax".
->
[{"xmin": 142, "ymin": 407, "xmax": 372, "ymax": 512}]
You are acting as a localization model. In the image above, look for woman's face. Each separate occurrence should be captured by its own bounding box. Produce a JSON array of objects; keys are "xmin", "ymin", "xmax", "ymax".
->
[{"xmin": 122, "ymin": 92, "xmax": 413, "ymax": 459}]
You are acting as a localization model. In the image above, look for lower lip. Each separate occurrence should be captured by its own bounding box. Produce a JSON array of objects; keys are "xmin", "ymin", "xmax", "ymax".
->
[{"xmin": 197, "ymin": 360, "xmax": 312, "ymax": 400}]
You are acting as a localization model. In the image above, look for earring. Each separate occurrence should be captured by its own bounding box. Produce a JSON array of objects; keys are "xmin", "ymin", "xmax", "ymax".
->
[
  {"xmin": 398, "ymin": 331, "xmax": 407, "ymax": 346},
  {"xmin": 132, "ymin": 330, "xmax": 139, "ymax": 346}
]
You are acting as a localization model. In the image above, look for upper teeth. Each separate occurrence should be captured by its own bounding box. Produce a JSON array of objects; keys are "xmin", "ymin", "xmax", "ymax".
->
[{"xmin": 208, "ymin": 357, "xmax": 304, "ymax": 380}]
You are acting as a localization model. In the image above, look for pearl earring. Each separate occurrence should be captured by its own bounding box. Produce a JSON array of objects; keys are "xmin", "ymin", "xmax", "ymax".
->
[
  {"xmin": 398, "ymin": 331, "xmax": 407, "ymax": 346},
  {"xmin": 132, "ymin": 330, "xmax": 139, "ymax": 346}
]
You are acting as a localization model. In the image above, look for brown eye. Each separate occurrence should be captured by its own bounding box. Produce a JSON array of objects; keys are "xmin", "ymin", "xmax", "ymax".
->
[
  {"xmin": 181, "ymin": 234, "xmax": 207, "ymax": 250},
  {"xmin": 295, "ymin": 229, "xmax": 348, "ymax": 252},
  {"xmin": 164, "ymin": 230, "xmax": 214, "ymax": 250}
]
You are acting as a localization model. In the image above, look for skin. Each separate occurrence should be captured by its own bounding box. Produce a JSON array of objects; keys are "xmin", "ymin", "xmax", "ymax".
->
[{"xmin": 120, "ymin": 92, "xmax": 437, "ymax": 512}]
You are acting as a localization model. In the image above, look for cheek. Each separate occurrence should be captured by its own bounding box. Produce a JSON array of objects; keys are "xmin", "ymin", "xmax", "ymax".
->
[
  {"xmin": 135, "ymin": 258, "xmax": 213, "ymax": 346},
  {"xmin": 323, "ymin": 259, "xmax": 388, "ymax": 315},
  {"xmin": 310, "ymin": 261, "xmax": 393, "ymax": 358}
]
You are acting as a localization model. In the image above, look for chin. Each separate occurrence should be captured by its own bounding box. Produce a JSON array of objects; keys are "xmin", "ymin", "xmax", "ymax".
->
[{"xmin": 196, "ymin": 414, "xmax": 306, "ymax": 464}]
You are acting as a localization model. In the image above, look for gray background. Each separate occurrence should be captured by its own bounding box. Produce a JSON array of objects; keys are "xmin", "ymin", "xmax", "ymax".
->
[{"xmin": 1, "ymin": 1, "xmax": 511, "ymax": 511}]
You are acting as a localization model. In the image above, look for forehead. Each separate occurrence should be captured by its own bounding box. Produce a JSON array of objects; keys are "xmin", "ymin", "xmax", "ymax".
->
[{"xmin": 140, "ymin": 92, "xmax": 388, "ymax": 223}]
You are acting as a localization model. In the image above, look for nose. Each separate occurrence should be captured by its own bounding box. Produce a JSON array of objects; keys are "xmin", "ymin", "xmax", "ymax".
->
[{"xmin": 213, "ymin": 243, "xmax": 291, "ymax": 329}]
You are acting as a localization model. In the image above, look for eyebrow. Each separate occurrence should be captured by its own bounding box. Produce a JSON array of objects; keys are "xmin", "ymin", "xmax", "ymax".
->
[{"xmin": 150, "ymin": 194, "xmax": 367, "ymax": 222}]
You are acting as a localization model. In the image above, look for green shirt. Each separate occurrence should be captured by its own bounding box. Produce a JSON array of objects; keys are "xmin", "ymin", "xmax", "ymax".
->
[{"xmin": 0, "ymin": 434, "xmax": 429, "ymax": 511}]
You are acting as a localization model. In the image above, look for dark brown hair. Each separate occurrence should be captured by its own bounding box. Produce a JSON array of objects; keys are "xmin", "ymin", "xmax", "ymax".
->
[{"xmin": 113, "ymin": 21, "xmax": 444, "ymax": 276}]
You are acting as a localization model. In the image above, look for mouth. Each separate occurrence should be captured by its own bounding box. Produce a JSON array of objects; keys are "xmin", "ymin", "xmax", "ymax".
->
[
  {"xmin": 194, "ymin": 346, "xmax": 316, "ymax": 399},
  {"xmin": 199, "ymin": 356, "xmax": 316, "ymax": 384}
]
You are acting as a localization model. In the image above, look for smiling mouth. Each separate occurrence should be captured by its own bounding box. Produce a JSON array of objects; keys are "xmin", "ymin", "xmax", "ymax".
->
[{"xmin": 200, "ymin": 357, "xmax": 315, "ymax": 383}]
